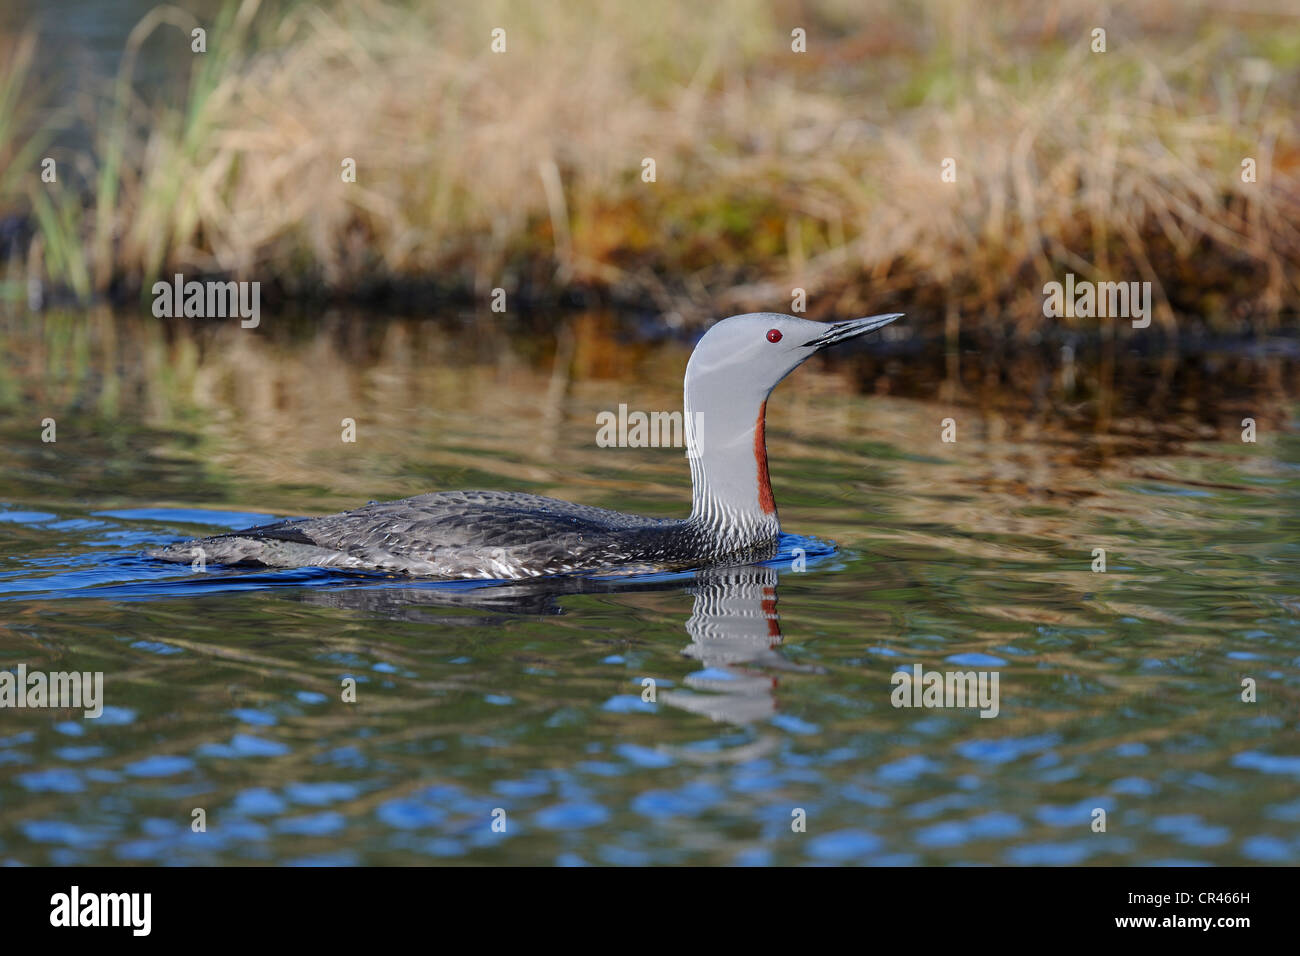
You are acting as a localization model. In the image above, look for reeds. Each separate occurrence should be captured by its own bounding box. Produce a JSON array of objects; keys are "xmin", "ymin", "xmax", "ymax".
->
[{"xmin": 2, "ymin": 0, "xmax": 1298, "ymax": 330}]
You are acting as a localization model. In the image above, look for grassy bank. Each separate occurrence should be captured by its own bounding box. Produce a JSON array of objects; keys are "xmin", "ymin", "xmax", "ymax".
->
[{"xmin": 1, "ymin": 0, "xmax": 1298, "ymax": 333}]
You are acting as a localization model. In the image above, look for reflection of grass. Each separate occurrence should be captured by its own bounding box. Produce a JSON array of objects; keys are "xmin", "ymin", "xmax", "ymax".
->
[{"xmin": 2, "ymin": 0, "xmax": 1299, "ymax": 328}]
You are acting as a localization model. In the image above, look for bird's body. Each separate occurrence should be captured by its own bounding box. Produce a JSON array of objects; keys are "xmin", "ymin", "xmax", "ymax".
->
[
  {"xmin": 149, "ymin": 311, "xmax": 902, "ymax": 579},
  {"xmin": 157, "ymin": 490, "xmax": 771, "ymax": 579}
]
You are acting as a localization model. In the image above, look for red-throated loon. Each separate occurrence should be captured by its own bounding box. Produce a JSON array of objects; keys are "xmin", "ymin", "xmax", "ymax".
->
[{"xmin": 148, "ymin": 312, "xmax": 902, "ymax": 578}]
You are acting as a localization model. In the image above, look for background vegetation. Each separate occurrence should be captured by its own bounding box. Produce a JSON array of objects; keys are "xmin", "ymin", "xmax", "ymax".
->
[{"xmin": 0, "ymin": 0, "xmax": 1297, "ymax": 334}]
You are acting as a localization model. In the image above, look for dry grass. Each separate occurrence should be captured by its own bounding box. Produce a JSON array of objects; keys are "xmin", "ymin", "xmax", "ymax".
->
[{"xmin": 2, "ymin": 0, "xmax": 1298, "ymax": 331}]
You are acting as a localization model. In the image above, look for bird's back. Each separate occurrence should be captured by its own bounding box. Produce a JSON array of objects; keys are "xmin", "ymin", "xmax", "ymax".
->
[{"xmin": 150, "ymin": 491, "xmax": 706, "ymax": 579}]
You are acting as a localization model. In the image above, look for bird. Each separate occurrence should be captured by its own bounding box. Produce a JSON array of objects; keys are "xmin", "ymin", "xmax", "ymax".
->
[{"xmin": 148, "ymin": 311, "xmax": 902, "ymax": 579}]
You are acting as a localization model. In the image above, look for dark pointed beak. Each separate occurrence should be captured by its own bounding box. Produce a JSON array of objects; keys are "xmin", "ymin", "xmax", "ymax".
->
[{"xmin": 802, "ymin": 313, "xmax": 903, "ymax": 349}]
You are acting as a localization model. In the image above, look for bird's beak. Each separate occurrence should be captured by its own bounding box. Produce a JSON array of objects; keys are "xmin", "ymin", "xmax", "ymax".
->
[{"xmin": 802, "ymin": 313, "xmax": 904, "ymax": 350}]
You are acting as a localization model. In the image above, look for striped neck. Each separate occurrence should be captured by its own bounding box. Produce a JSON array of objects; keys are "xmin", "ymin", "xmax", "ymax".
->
[{"xmin": 684, "ymin": 389, "xmax": 781, "ymax": 545}]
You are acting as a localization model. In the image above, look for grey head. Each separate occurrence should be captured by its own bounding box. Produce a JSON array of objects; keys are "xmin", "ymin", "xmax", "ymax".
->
[{"xmin": 683, "ymin": 311, "xmax": 902, "ymax": 539}]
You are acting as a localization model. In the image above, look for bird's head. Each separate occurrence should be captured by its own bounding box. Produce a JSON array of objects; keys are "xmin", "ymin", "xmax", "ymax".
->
[
  {"xmin": 682, "ymin": 311, "xmax": 903, "ymax": 535},
  {"xmin": 685, "ymin": 312, "xmax": 903, "ymax": 402}
]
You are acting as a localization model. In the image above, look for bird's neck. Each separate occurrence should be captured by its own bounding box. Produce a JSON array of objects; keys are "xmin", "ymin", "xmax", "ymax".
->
[{"xmin": 684, "ymin": 384, "xmax": 781, "ymax": 544}]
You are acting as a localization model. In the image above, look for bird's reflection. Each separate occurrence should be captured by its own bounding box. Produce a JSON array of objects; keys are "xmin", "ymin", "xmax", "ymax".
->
[
  {"xmin": 291, "ymin": 562, "xmax": 813, "ymax": 725},
  {"xmin": 660, "ymin": 565, "xmax": 820, "ymax": 725}
]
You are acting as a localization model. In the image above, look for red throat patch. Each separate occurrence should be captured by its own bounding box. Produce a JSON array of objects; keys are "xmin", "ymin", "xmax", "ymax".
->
[{"xmin": 755, "ymin": 401, "xmax": 775, "ymax": 514}]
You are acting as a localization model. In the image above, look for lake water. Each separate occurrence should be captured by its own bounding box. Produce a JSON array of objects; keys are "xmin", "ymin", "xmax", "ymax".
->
[{"xmin": 1, "ymin": 307, "xmax": 1298, "ymax": 865}]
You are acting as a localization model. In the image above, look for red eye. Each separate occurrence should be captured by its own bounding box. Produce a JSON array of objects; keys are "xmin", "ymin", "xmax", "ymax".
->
[{"xmin": 766, "ymin": 328, "xmax": 782, "ymax": 343}]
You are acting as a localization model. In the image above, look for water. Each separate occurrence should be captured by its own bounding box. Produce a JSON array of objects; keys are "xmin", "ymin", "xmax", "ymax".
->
[{"xmin": 1, "ymin": 308, "xmax": 1298, "ymax": 865}]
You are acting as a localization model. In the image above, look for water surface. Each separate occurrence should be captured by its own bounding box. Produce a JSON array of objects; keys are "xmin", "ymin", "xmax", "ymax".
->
[{"xmin": 1, "ymin": 308, "xmax": 1298, "ymax": 865}]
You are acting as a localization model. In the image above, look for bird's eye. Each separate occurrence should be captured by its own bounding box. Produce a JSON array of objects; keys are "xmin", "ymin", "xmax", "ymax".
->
[{"xmin": 766, "ymin": 328, "xmax": 783, "ymax": 343}]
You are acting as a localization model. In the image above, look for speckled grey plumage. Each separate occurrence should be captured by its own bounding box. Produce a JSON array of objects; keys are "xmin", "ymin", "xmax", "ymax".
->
[{"xmin": 148, "ymin": 490, "xmax": 777, "ymax": 579}]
